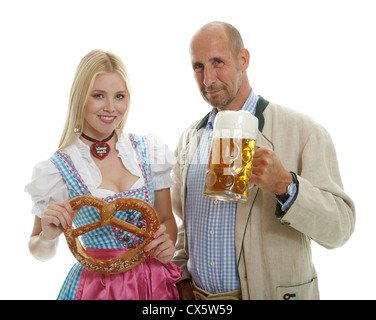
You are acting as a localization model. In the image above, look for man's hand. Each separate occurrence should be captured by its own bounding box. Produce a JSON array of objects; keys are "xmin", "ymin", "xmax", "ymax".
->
[{"xmin": 251, "ymin": 146, "xmax": 293, "ymax": 195}]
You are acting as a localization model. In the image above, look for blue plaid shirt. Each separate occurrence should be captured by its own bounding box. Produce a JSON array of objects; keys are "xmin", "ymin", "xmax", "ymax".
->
[{"xmin": 185, "ymin": 91, "xmax": 297, "ymax": 294}]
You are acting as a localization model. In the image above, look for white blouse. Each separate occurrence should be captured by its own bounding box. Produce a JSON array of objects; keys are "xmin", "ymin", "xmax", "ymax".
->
[{"xmin": 25, "ymin": 131, "xmax": 175, "ymax": 218}]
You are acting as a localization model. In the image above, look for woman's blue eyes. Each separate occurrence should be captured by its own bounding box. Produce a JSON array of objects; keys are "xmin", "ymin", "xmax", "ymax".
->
[{"xmin": 93, "ymin": 93, "xmax": 125, "ymax": 99}]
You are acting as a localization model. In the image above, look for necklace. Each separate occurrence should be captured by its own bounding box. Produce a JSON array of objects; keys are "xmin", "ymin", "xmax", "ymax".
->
[{"xmin": 81, "ymin": 130, "xmax": 115, "ymax": 160}]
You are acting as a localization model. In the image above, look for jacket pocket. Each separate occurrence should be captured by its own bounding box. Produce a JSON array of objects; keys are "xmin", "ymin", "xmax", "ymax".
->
[{"xmin": 276, "ymin": 277, "xmax": 319, "ymax": 300}]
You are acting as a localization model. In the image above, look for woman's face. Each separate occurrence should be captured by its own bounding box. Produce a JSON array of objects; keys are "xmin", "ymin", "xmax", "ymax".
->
[{"xmin": 83, "ymin": 71, "xmax": 128, "ymax": 139}]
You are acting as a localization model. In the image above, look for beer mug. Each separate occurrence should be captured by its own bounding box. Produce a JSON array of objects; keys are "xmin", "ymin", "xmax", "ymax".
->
[{"xmin": 203, "ymin": 110, "xmax": 258, "ymax": 202}]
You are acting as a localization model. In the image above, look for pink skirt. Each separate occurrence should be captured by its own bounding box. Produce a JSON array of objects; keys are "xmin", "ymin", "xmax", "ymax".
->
[{"xmin": 75, "ymin": 248, "xmax": 182, "ymax": 300}]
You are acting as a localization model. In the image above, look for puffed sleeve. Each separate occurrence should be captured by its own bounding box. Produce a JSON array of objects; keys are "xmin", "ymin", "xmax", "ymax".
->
[
  {"xmin": 146, "ymin": 134, "xmax": 176, "ymax": 191},
  {"xmin": 24, "ymin": 160, "xmax": 69, "ymax": 218}
]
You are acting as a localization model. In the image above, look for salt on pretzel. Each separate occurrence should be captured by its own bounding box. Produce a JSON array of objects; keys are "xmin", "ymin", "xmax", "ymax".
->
[{"xmin": 64, "ymin": 196, "xmax": 160, "ymax": 274}]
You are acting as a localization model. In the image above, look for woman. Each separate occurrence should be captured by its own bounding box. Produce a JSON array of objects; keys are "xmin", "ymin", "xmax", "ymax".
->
[{"xmin": 25, "ymin": 49, "xmax": 181, "ymax": 300}]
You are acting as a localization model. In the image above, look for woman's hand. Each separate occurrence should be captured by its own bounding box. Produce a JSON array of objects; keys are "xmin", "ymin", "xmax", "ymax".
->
[
  {"xmin": 41, "ymin": 201, "xmax": 76, "ymax": 240},
  {"xmin": 144, "ymin": 224, "xmax": 176, "ymax": 264}
]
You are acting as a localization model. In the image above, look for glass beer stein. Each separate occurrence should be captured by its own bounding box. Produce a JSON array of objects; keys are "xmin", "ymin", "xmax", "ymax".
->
[{"xmin": 203, "ymin": 110, "xmax": 258, "ymax": 202}]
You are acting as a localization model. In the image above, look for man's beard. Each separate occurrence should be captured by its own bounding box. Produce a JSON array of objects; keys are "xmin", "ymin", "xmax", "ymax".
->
[
  {"xmin": 202, "ymin": 86, "xmax": 231, "ymax": 108},
  {"xmin": 202, "ymin": 73, "xmax": 242, "ymax": 109}
]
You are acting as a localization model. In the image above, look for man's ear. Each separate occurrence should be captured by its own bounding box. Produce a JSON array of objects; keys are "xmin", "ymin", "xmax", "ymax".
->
[{"xmin": 239, "ymin": 48, "xmax": 250, "ymax": 71}]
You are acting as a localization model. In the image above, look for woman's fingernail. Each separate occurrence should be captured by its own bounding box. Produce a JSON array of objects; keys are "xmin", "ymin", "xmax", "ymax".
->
[
  {"xmin": 144, "ymin": 246, "xmax": 148, "ymax": 252},
  {"xmin": 153, "ymin": 234, "xmax": 158, "ymax": 239}
]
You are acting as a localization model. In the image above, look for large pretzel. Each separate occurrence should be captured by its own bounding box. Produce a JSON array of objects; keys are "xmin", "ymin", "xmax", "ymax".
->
[{"xmin": 64, "ymin": 196, "xmax": 160, "ymax": 274}]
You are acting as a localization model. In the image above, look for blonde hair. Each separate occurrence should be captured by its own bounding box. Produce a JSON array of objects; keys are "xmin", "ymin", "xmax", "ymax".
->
[{"xmin": 58, "ymin": 49, "xmax": 131, "ymax": 150}]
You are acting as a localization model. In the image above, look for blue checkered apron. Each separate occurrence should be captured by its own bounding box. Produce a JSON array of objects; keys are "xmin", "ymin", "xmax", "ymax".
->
[{"xmin": 50, "ymin": 134, "xmax": 154, "ymax": 300}]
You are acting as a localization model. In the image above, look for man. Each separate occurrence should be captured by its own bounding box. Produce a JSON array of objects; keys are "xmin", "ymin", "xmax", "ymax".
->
[{"xmin": 171, "ymin": 21, "xmax": 355, "ymax": 300}]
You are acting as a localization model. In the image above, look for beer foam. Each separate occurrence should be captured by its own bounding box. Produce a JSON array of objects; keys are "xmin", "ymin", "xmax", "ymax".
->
[{"xmin": 213, "ymin": 110, "xmax": 258, "ymax": 139}]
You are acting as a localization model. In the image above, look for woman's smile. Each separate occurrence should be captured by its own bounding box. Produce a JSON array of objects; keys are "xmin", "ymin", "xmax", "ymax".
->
[{"xmin": 98, "ymin": 115, "xmax": 117, "ymax": 123}]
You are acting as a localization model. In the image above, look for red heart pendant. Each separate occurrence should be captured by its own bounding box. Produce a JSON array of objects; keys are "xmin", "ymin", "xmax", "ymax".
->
[{"xmin": 91, "ymin": 142, "xmax": 110, "ymax": 160}]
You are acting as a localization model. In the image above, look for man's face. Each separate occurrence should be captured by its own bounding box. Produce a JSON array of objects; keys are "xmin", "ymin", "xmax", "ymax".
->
[{"xmin": 190, "ymin": 29, "xmax": 243, "ymax": 110}]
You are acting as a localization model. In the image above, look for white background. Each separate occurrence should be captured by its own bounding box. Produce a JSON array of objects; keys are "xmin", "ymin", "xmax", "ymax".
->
[{"xmin": 1, "ymin": 0, "xmax": 375, "ymax": 299}]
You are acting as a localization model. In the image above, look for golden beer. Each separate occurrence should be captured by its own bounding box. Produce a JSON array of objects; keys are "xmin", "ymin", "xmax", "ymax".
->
[
  {"xmin": 204, "ymin": 138, "xmax": 256, "ymax": 202},
  {"xmin": 203, "ymin": 110, "xmax": 258, "ymax": 202}
]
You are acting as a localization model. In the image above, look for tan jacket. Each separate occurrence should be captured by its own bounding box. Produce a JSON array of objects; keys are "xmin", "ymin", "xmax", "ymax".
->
[{"xmin": 171, "ymin": 97, "xmax": 356, "ymax": 300}]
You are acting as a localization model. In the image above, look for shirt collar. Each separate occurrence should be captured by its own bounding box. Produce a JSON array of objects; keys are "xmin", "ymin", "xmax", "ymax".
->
[{"xmin": 206, "ymin": 90, "xmax": 259, "ymax": 130}]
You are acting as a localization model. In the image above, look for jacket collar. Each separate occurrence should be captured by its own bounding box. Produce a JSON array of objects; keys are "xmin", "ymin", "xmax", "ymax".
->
[{"xmin": 194, "ymin": 95, "xmax": 269, "ymax": 133}]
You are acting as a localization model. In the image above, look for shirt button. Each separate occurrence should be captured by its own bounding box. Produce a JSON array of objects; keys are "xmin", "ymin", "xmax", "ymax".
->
[
  {"xmin": 210, "ymin": 230, "xmax": 214, "ymax": 235},
  {"xmin": 214, "ymin": 200, "xmax": 219, "ymax": 204},
  {"xmin": 211, "ymin": 261, "xmax": 215, "ymax": 267}
]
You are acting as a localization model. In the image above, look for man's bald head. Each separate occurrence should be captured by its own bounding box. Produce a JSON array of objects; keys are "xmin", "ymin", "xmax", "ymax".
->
[{"xmin": 191, "ymin": 21, "xmax": 245, "ymax": 58}]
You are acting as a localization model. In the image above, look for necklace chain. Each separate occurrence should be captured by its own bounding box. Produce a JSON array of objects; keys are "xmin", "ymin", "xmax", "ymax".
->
[{"xmin": 81, "ymin": 130, "xmax": 115, "ymax": 143}]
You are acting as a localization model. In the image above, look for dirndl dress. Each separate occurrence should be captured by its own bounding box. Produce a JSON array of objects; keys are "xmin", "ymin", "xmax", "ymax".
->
[{"xmin": 49, "ymin": 134, "xmax": 181, "ymax": 300}]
